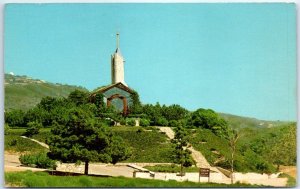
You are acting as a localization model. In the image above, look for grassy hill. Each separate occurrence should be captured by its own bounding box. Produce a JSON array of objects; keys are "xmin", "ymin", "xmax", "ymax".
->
[
  {"xmin": 219, "ymin": 113, "xmax": 290, "ymax": 129},
  {"xmin": 189, "ymin": 122, "xmax": 296, "ymax": 173},
  {"xmin": 5, "ymin": 74, "xmax": 87, "ymax": 111},
  {"xmin": 6, "ymin": 127, "xmax": 174, "ymax": 163}
]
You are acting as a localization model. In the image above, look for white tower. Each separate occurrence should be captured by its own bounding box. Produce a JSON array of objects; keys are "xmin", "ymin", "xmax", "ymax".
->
[{"xmin": 111, "ymin": 32, "xmax": 127, "ymax": 86}]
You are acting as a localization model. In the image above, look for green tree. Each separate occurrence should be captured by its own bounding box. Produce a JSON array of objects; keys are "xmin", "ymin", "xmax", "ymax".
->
[
  {"xmin": 156, "ymin": 117, "xmax": 169, "ymax": 126},
  {"xmin": 47, "ymin": 108, "xmax": 131, "ymax": 175},
  {"xmin": 68, "ymin": 90, "xmax": 89, "ymax": 106},
  {"xmin": 162, "ymin": 104, "xmax": 188, "ymax": 121},
  {"xmin": 24, "ymin": 121, "xmax": 42, "ymax": 137},
  {"xmin": 94, "ymin": 93, "xmax": 106, "ymax": 114},
  {"xmin": 24, "ymin": 108, "xmax": 47, "ymax": 126},
  {"xmin": 5, "ymin": 110, "xmax": 25, "ymax": 127},
  {"xmin": 188, "ymin": 108, "xmax": 229, "ymax": 137},
  {"xmin": 270, "ymin": 124, "xmax": 296, "ymax": 170},
  {"xmin": 140, "ymin": 118, "xmax": 150, "ymax": 127},
  {"xmin": 37, "ymin": 96, "xmax": 60, "ymax": 111},
  {"xmin": 129, "ymin": 90, "xmax": 142, "ymax": 114},
  {"xmin": 171, "ymin": 125, "xmax": 193, "ymax": 176}
]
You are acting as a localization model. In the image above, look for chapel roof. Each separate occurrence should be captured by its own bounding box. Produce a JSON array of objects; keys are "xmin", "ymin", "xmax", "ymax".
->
[{"xmin": 91, "ymin": 82, "xmax": 133, "ymax": 96}]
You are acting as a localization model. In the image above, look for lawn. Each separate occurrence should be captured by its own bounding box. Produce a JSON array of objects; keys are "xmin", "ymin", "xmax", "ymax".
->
[{"xmin": 5, "ymin": 171, "xmax": 260, "ymax": 187}]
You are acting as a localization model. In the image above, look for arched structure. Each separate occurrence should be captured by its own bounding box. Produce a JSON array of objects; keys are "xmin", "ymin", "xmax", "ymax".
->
[
  {"xmin": 107, "ymin": 94, "xmax": 128, "ymax": 115},
  {"xmin": 90, "ymin": 82, "xmax": 133, "ymax": 115}
]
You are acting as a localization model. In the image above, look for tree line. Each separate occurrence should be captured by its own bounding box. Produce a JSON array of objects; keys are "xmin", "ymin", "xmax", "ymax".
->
[{"xmin": 5, "ymin": 90, "xmax": 230, "ymax": 138}]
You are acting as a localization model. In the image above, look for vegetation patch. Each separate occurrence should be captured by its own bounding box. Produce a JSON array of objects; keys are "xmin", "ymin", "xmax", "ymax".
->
[
  {"xmin": 5, "ymin": 171, "xmax": 261, "ymax": 187},
  {"xmin": 19, "ymin": 153, "xmax": 57, "ymax": 169},
  {"xmin": 112, "ymin": 126, "xmax": 173, "ymax": 163},
  {"xmin": 5, "ymin": 129, "xmax": 48, "ymax": 153}
]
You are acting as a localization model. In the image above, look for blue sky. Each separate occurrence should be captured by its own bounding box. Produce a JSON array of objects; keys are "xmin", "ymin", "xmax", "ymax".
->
[{"xmin": 4, "ymin": 3, "xmax": 296, "ymax": 121}]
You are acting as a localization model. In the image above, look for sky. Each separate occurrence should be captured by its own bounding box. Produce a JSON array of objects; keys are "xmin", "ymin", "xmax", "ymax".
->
[{"xmin": 4, "ymin": 3, "xmax": 297, "ymax": 121}]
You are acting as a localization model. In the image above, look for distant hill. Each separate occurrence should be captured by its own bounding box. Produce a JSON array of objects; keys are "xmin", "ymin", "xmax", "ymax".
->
[
  {"xmin": 219, "ymin": 113, "xmax": 291, "ymax": 129},
  {"xmin": 5, "ymin": 74, "xmax": 88, "ymax": 111}
]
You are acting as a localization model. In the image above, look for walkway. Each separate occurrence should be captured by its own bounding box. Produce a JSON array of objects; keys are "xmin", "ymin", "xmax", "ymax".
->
[
  {"xmin": 21, "ymin": 136, "xmax": 49, "ymax": 149},
  {"xmin": 157, "ymin": 127, "xmax": 213, "ymax": 169}
]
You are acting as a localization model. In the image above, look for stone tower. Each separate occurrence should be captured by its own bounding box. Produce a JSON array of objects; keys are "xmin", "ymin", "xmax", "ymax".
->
[{"xmin": 111, "ymin": 32, "xmax": 127, "ymax": 86}]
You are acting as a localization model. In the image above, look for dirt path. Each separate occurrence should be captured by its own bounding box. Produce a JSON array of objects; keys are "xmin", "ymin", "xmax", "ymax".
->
[
  {"xmin": 157, "ymin": 127, "xmax": 212, "ymax": 169},
  {"xmin": 158, "ymin": 127, "xmax": 175, "ymax": 139}
]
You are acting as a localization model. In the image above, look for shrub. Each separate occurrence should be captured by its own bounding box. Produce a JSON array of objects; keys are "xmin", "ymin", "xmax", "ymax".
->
[
  {"xmin": 127, "ymin": 118, "xmax": 136, "ymax": 126},
  {"xmin": 140, "ymin": 119, "xmax": 150, "ymax": 127},
  {"xmin": 136, "ymin": 128, "xmax": 143, "ymax": 133},
  {"xmin": 19, "ymin": 153, "xmax": 36, "ymax": 167},
  {"xmin": 169, "ymin": 120, "xmax": 179, "ymax": 127},
  {"xmin": 24, "ymin": 121, "xmax": 42, "ymax": 137},
  {"xmin": 4, "ymin": 124, "xmax": 10, "ymax": 135},
  {"xmin": 5, "ymin": 110, "xmax": 25, "ymax": 127},
  {"xmin": 19, "ymin": 153, "xmax": 57, "ymax": 170},
  {"xmin": 156, "ymin": 117, "xmax": 169, "ymax": 126},
  {"xmin": 120, "ymin": 118, "xmax": 126, "ymax": 126},
  {"xmin": 9, "ymin": 139, "xmax": 18, "ymax": 146}
]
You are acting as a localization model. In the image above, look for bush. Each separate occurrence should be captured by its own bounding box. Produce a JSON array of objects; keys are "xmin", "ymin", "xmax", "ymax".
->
[
  {"xmin": 5, "ymin": 110, "xmax": 25, "ymax": 127},
  {"xmin": 127, "ymin": 118, "xmax": 136, "ymax": 126},
  {"xmin": 119, "ymin": 118, "xmax": 126, "ymax": 126},
  {"xmin": 24, "ymin": 121, "xmax": 42, "ymax": 137},
  {"xmin": 156, "ymin": 117, "xmax": 169, "ymax": 126},
  {"xmin": 140, "ymin": 119, "xmax": 150, "ymax": 127},
  {"xmin": 137, "ymin": 128, "xmax": 143, "ymax": 133},
  {"xmin": 8, "ymin": 139, "xmax": 18, "ymax": 146},
  {"xmin": 19, "ymin": 153, "xmax": 36, "ymax": 167},
  {"xmin": 19, "ymin": 153, "xmax": 57, "ymax": 170},
  {"xmin": 4, "ymin": 124, "xmax": 10, "ymax": 135},
  {"xmin": 169, "ymin": 120, "xmax": 179, "ymax": 127}
]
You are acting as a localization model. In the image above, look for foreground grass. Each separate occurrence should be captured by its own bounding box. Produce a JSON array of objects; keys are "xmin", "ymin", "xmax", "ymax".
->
[
  {"xmin": 5, "ymin": 171, "xmax": 259, "ymax": 187},
  {"xmin": 144, "ymin": 165, "xmax": 199, "ymax": 173}
]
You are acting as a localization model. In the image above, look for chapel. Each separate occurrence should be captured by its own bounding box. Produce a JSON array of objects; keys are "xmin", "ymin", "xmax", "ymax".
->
[{"xmin": 90, "ymin": 33, "xmax": 134, "ymax": 115}]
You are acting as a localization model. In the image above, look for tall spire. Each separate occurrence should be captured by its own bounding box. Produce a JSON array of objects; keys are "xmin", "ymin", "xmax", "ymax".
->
[
  {"xmin": 116, "ymin": 32, "xmax": 120, "ymax": 49},
  {"xmin": 111, "ymin": 31, "xmax": 126, "ymax": 86}
]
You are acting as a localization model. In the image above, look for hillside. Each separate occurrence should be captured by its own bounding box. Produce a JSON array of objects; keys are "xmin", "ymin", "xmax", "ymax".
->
[
  {"xmin": 189, "ymin": 122, "xmax": 296, "ymax": 173},
  {"xmin": 5, "ymin": 74, "xmax": 88, "ymax": 111},
  {"xmin": 219, "ymin": 113, "xmax": 290, "ymax": 129}
]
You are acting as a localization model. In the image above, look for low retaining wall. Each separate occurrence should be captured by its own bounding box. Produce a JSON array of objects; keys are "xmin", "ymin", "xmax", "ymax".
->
[
  {"xmin": 134, "ymin": 172, "xmax": 226, "ymax": 183},
  {"xmin": 234, "ymin": 172, "xmax": 281, "ymax": 180}
]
